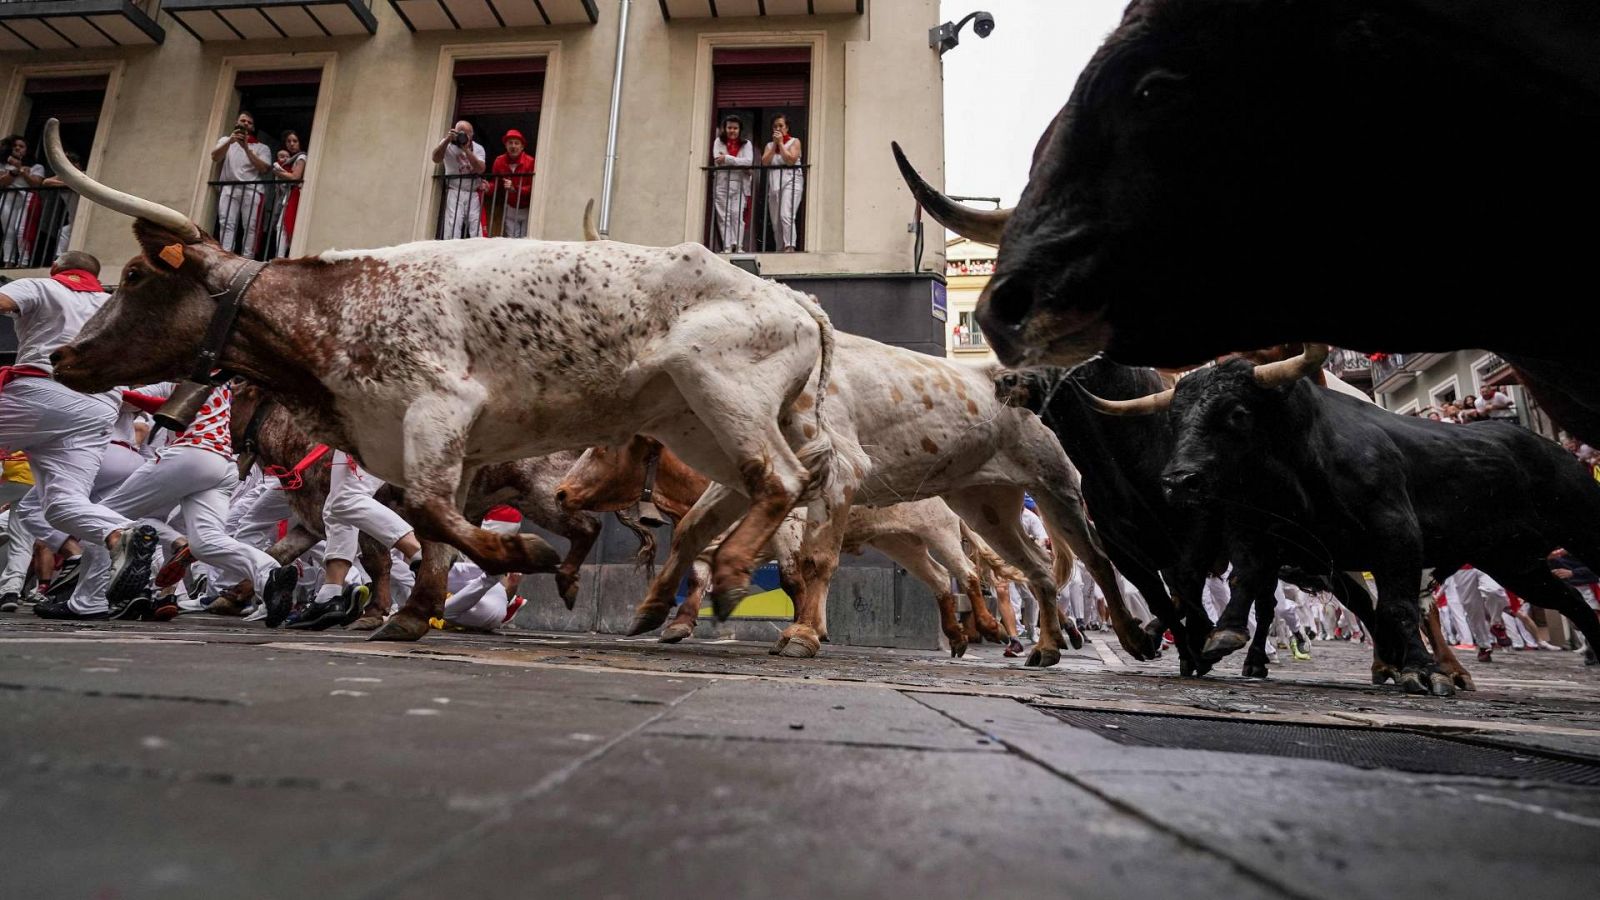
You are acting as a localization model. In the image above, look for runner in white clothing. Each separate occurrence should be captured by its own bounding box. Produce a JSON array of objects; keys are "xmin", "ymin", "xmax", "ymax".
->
[
  {"xmin": 0, "ymin": 253, "xmax": 159, "ymax": 618},
  {"xmin": 438, "ymin": 506, "xmax": 527, "ymax": 632}
]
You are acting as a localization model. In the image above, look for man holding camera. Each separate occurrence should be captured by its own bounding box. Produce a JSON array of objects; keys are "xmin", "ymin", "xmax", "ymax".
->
[
  {"xmin": 209, "ymin": 111, "xmax": 273, "ymax": 258},
  {"xmin": 431, "ymin": 120, "xmax": 486, "ymax": 239}
]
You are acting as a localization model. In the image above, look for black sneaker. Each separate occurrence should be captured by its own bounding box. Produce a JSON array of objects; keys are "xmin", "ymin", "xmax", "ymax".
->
[
  {"xmin": 106, "ymin": 526, "xmax": 159, "ymax": 610},
  {"xmin": 109, "ymin": 592, "xmax": 152, "ymax": 621},
  {"xmin": 45, "ymin": 554, "xmax": 83, "ymax": 599},
  {"xmin": 339, "ymin": 584, "xmax": 373, "ymax": 626},
  {"xmin": 261, "ymin": 566, "xmax": 298, "ymax": 629},
  {"xmin": 148, "ymin": 594, "xmax": 180, "ymax": 622},
  {"xmin": 288, "ymin": 585, "xmax": 365, "ymax": 631},
  {"xmin": 33, "ymin": 597, "xmax": 109, "ymax": 620},
  {"xmin": 0, "ymin": 592, "xmax": 19, "ymax": 612}
]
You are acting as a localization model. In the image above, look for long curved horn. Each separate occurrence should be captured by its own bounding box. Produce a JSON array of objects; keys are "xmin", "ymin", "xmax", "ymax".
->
[
  {"xmin": 1080, "ymin": 386, "xmax": 1174, "ymax": 417},
  {"xmin": 891, "ymin": 141, "xmax": 1012, "ymax": 245},
  {"xmin": 42, "ymin": 118, "xmax": 199, "ymax": 239},
  {"xmin": 582, "ymin": 199, "xmax": 600, "ymax": 241},
  {"xmin": 1252, "ymin": 343, "xmax": 1330, "ymax": 388}
]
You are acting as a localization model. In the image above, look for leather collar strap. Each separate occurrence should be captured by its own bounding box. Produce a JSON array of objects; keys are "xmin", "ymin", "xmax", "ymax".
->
[
  {"xmin": 638, "ymin": 443, "xmax": 661, "ymax": 506},
  {"xmin": 190, "ymin": 259, "xmax": 266, "ymax": 383}
]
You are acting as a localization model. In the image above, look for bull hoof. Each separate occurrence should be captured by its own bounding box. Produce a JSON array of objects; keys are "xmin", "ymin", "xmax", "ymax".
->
[
  {"xmin": 1180, "ymin": 658, "xmax": 1194, "ymax": 677},
  {"xmin": 772, "ymin": 627, "xmax": 821, "ymax": 658},
  {"xmin": 1202, "ymin": 628, "xmax": 1249, "ymax": 661},
  {"xmin": 625, "ymin": 605, "xmax": 671, "ymax": 637},
  {"xmin": 367, "ymin": 611, "xmax": 430, "ymax": 642},
  {"xmin": 975, "ymin": 618, "xmax": 1006, "ymax": 644},
  {"xmin": 1427, "ymin": 672, "xmax": 1457, "ymax": 697},
  {"xmin": 346, "ymin": 613, "xmax": 386, "ymax": 632},
  {"xmin": 1242, "ymin": 661, "xmax": 1269, "ymax": 679},
  {"xmin": 711, "ymin": 584, "xmax": 752, "ymax": 621},
  {"xmin": 1064, "ymin": 619, "xmax": 1085, "ymax": 650},
  {"xmin": 949, "ymin": 635, "xmax": 969, "ymax": 658},
  {"xmin": 556, "ymin": 572, "xmax": 580, "ymax": 611},
  {"xmin": 1372, "ymin": 666, "xmax": 1395, "ymax": 685},
  {"xmin": 1396, "ymin": 670, "xmax": 1431, "ymax": 695},
  {"xmin": 1452, "ymin": 670, "xmax": 1477, "ymax": 692},
  {"xmin": 658, "ymin": 622, "xmax": 694, "ymax": 644},
  {"xmin": 1025, "ymin": 645, "xmax": 1062, "ymax": 668}
]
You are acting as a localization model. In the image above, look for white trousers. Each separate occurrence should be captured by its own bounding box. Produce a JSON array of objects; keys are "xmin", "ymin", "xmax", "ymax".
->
[
  {"xmin": 217, "ymin": 183, "xmax": 265, "ymax": 257},
  {"xmin": 765, "ymin": 171, "xmax": 804, "ymax": 250},
  {"xmin": 0, "ymin": 191, "xmax": 32, "ymax": 265},
  {"xmin": 440, "ymin": 188, "xmax": 481, "ymax": 240},
  {"xmin": 323, "ymin": 452, "xmax": 411, "ymax": 564},
  {"xmin": 0, "ymin": 502, "xmax": 34, "ymax": 594},
  {"xmin": 502, "ymin": 205, "xmax": 529, "ymax": 239},
  {"xmin": 445, "ymin": 571, "xmax": 507, "ymax": 630},
  {"xmin": 71, "ymin": 446, "xmax": 276, "ymax": 613},
  {"xmin": 0, "ymin": 380, "xmax": 124, "ymax": 549},
  {"xmin": 712, "ymin": 175, "xmax": 751, "ymax": 252}
]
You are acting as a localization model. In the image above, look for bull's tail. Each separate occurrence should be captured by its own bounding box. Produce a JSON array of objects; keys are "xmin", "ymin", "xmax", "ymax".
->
[{"xmin": 787, "ymin": 291, "xmax": 866, "ymax": 507}]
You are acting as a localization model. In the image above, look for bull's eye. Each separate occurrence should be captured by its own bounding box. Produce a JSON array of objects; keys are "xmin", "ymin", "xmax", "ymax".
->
[
  {"xmin": 1226, "ymin": 406, "xmax": 1252, "ymax": 431},
  {"xmin": 1133, "ymin": 69, "xmax": 1187, "ymax": 104}
]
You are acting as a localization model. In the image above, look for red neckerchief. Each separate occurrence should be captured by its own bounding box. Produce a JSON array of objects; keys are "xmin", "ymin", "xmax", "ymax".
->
[
  {"xmin": 50, "ymin": 269, "xmax": 104, "ymax": 293},
  {"xmin": 723, "ymin": 137, "xmax": 745, "ymax": 157}
]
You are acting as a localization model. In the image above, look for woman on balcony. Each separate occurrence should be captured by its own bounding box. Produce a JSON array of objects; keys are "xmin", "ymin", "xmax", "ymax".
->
[
  {"xmin": 1, "ymin": 135, "xmax": 45, "ymax": 267},
  {"xmin": 761, "ymin": 116, "xmax": 804, "ymax": 252},
  {"xmin": 710, "ymin": 115, "xmax": 753, "ymax": 253},
  {"xmin": 271, "ymin": 130, "xmax": 306, "ymax": 259}
]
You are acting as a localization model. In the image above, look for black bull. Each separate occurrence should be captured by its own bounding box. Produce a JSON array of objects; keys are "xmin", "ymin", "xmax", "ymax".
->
[
  {"xmin": 1160, "ymin": 359, "xmax": 1600, "ymax": 693},
  {"xmin": 896, "ymin": 0, "xmax": 1600, "ymax": 444}
]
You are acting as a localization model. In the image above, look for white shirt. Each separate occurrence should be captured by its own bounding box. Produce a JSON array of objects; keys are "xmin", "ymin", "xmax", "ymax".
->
[
  {"xmin": 1020, "ymin": 508, "xmax": 1047, "ymax": 547},
  {"xmin": 442, "ymin": 141, "xmax": 486, "ymax": 186},
  {"xmin": 713, "ymin": 138, "xmax": 754, "ymax": 174},
  {"xmin": 1, "ymin": 276, "xmax": 110, "ymax": 373},
  {"xmin": 213, "ymin": 135, "xmax": 271, "ymax": 184}
]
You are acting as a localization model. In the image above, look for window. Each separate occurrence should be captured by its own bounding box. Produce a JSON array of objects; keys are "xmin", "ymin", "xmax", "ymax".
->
[
  {"xmin": 702, "ymin": 47, "xmax": 810, "ymax": 253},
  {"xmin": 953, "ymin": 310, "xmax": 986, "ymax": 348},
  {"xmin": 208, "ymin": 69, "xmax": 322, "ymax": 261},
  {"xmin": 435, "ymin": 57, "xmax": 545, "ymax": 240},
  {"xmin": 1429, "ymin": 376, "xmax": 1460, "ymax": 410},
  {"xmin": 1, "ymin": 74, "xmax": 108, "ymax": 269}
]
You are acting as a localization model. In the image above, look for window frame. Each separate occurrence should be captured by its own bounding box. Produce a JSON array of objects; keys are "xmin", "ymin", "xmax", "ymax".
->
[
  {"xmin": 0, "ymin": 59, "xmax": 127, "ymax": 258},
  {"xmin": 194, "ymin": 52, "xmax": 338, "ymax": 259},
  {"xmin": 685, "ymin": 31, "xmax": 825, "ymax": 255},
  {"xmin": 415, "ymin": 40, "xmax": 562, "ymax": 243}
]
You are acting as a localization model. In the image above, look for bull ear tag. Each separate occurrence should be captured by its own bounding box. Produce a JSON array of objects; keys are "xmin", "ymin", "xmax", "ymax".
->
[{"xmin": 158, "ymin": 243, "xmax": 186, "ymax": 269}]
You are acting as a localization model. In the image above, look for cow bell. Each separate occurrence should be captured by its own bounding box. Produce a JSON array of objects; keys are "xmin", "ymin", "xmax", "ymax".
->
[
  {"xmin": 632, "ymin": 500, "xmax": 667, "ymax": 529},
  {"xmin": 152, "ymin": 379, "xmax": 213, "ymax": 433}
]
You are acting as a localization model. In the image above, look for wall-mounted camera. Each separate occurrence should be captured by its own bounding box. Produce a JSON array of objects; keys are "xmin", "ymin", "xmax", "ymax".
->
[{"xmin": 930, "ymin": 11, "xmax": 996, "ymax": 56}]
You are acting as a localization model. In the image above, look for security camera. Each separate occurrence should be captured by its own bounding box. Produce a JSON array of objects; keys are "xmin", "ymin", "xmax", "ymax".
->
[{"xmin": 930, "ymin": 11, "xmax": 996, "ymax": 56}]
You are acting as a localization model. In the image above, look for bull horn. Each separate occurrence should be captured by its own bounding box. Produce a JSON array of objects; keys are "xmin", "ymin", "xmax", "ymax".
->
[
  {"xmin": 582, "ymin": 199, "xmax": 601, "ymax": 241},
  {"xmin": 1081, "ymin": 387, "xmax": 1174, "ymax": 417},
  {"xmin": 1252, "ymin": 343, "xmax": 1330, "ymax": 388},
  {"xmin": 891, "ymin": 141, "xmax": 1011, "ymax": 245},
  {"xmin": 42, "ymin": 118, "xmax": 199, "ymax": 239}
]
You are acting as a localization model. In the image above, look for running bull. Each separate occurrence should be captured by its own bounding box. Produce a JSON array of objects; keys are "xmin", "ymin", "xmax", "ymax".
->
[
  {"xmin": 41, "ymin": 119, "xmax": 861, "ymax": 643},
  {"xmin": 895, "ymin": 0, "xmax": 1600, "ymax": 444},
  {"xmin": 1091, "ymin": 345, "xmax": 1600, "ymax": 695}
]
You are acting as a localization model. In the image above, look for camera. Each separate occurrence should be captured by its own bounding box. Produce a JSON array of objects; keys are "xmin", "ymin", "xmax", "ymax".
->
[
  {"xmin": 930, "ymin": 11, "xmax": 995, "ymax": 55},
  {"xmin": 972, "ymin": 11, "xmax": 995, "ymax": 38},
  {"xmin": 453, "ymin": 131, "xmax": 470, "ymax": 147}
]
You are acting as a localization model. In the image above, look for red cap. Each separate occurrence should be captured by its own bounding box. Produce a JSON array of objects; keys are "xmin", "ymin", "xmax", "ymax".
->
[
  {"xmin": 503, "ymin": 129, "xmax": 526, "ymax": 143},
  {"xmin": 484, "ymin": 505, "xmax": 523, "ymax": 523}
]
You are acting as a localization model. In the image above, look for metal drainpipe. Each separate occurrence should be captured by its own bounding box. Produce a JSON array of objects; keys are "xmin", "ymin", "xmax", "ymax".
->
[{"xmin": 599, "ymin": 0, "xmax": 632, "ymax": 237}]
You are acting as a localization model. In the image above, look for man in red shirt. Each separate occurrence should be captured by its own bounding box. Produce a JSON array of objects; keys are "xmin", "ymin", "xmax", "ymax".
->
[{"xmin": 489, "ymin": 129, "xmax": 534, "ymax": 238}]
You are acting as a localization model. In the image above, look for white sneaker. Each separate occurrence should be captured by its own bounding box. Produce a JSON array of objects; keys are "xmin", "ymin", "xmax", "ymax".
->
[
  {"xmin": 177, "ymin": 594, "xmax": 206, "ymax": 612},
  {"xmin": 242, "ymin": 604, "xmax": 267, "ymax": 623}
]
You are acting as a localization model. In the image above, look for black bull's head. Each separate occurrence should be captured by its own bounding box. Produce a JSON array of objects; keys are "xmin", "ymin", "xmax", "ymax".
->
[
  {"xmin": 38, "ymin": 119, "xmax": 249, "ymax": 394},
  {"xmin": 896, "ymin": 0, "xmax": 1600, "ymax": 369}
]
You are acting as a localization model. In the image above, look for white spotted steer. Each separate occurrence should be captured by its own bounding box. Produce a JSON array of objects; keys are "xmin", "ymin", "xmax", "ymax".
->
[{"xmin": 41, "ymin": 119, "xmax": 858, "ymax": 642}]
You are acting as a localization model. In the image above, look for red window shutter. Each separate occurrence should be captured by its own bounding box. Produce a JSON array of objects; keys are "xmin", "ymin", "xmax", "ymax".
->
[
  {"xmin": 235, "ymin": 69, "xmax": 323, "ymax": 88},
  {"xmin": 24, "ymin": 74, "xmax": 109, "ymax": 94},
  {"xmin": 713, "ymin": 47, "xmax": 811, "ymax": 108},
  {"xmin": 454, "ymin": 58, "xmax": 548, "ymax": 78},
  {"xmin": 713, "ymin": 48, "xmax": 811, "ymax": 66},
  {"xmin": 455, "ymin": 76, "xmax": 546, "ymax": 116}
]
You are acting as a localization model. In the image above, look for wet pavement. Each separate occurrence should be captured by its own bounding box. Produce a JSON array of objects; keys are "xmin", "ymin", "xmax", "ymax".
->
[{"xmin": 4, "ymin": 610, "xmax": 1600, "ymax": 899}]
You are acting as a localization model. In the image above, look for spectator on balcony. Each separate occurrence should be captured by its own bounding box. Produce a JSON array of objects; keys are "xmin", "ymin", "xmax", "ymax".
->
[
  {"xmin": 431, "ymin": 120, "xmax": 486, "ymax": 240},
  {"xmin": 761, "ymin": 115, "xmax": 804, "ymax": 252},
  {"xmin": 271, "ymin": 131, "xmax": 307, "ymax": 259},
  {"xmin": 1, "ymin": 135, "xmax": 46, "ymax": 266},
  {"xmin": 210, "ymin": 112, "xmax": 273, "ymax": 258},
  {"xmin": 40, "ymin": 149, "xmax": 84, "ymax": 259},
  {"xmin": 710, "ymin": 115, "xmax": 753, "ymax": 253},
  {"xmin": 1477, "ymin": 386, "xmax": 1517, "ymax": 420},
  {"xmin": 488, "ymin": 129, "xmax": 534, "ymax": 239}
]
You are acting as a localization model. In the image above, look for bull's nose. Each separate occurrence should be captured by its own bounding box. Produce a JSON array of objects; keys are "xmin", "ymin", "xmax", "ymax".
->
[
  {"xmin": 981, "ymin": 272, "xmax": 1035, "ymax": 334},
  {"xmin": 1161, "ymin": 470, "xmax": 1203, "ymax": 497},
  {"xmin": 554, "ymin": 488, "xmax": 571, "ymax": 508},
  {"xmin": 49, "ymin": 349, "xmax": 67, "ymax": 368}
]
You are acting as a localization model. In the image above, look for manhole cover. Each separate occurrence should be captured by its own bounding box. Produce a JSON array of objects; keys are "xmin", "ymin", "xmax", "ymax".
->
[{"xmin": 1039, "ymin": 708, "xmax": 1600, "ymax": 786}]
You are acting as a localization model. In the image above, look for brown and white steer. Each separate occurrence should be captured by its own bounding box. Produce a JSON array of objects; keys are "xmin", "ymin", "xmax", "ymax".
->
[
  {"xmin": 555, "ymin": 435, "xmax": 1012, "ymax": 655},
  {"xmin": 42, "ymin": 120, "xmax": 860, "ymax": 642},
  {"xmin": 634, "ymin": 331, "xmax": 1147, "ymax": 667}
]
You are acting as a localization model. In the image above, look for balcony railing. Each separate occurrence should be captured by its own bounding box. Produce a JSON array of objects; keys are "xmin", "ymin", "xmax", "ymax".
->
[
  {"xmin": 701, "ymin": 164, "xmax": 809, "ymax": 254},
  {"xmin": 434, "ymin": 171, "xmax": 534, "ymax": 240},
  {"xmin": 1370, "ymin": 352, "xmax": 1422, "ymax": 390},
  {"xmin": 1325, "ymin": 347, "xmax": 1372, "ymax": 376},
  {"xmin": 208, "ymin": 176, "xmax": 299, "ymax": 261},
  {"xmin": 952, "ymin": 328, "xmax": 987, "ymax": 349},
  {"xmin": 1, "ymin": 184, "xmax": 76, "ymax": 270}
]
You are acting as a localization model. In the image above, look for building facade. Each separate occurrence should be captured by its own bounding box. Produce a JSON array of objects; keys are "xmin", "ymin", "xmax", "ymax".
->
[
  {"xmin": 943, "ymin": 234, "xmax": 995, "ymax": 362},
  {"xmin": 1368, "ymin": 349, "xmax": 1554, "ymax": 436}
]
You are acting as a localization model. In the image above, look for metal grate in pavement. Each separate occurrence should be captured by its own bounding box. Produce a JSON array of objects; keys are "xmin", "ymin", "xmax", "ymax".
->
[{"xmin": 1039, "ymin": 708, "xmax": 1600, "ymax": 786}]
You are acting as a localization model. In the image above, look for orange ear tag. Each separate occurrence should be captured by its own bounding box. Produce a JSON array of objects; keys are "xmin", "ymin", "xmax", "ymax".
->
[{"xmin": 159, "ymin": 243, "xmax": 185, "ymax": 269}]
